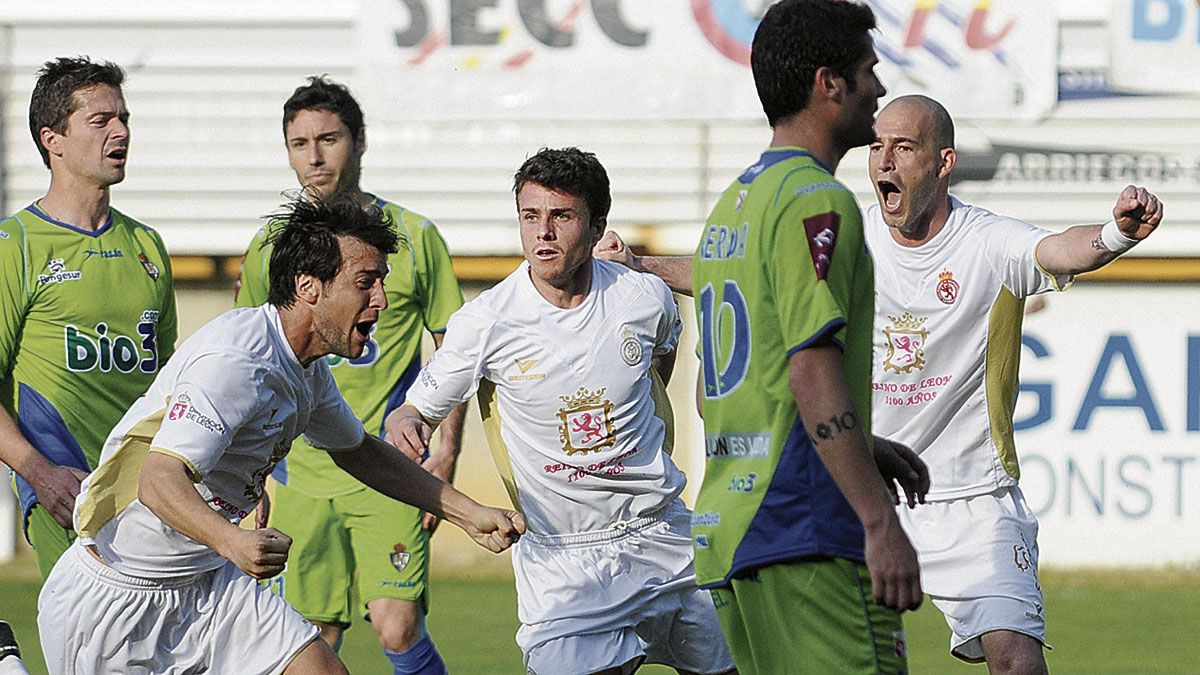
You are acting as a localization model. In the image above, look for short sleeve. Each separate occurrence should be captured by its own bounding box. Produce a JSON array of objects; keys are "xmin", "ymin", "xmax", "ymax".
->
[
  {"xmin": 150, "ymin": 352, "xmax": 268, "ymax": 478},
  {"xmin": 150, "ymin": 231, "xmax": 179, "ymax": 364},
  {"xmin": 302, "ymin": 362, "xmax": 366, "ymax": 451},
  {"xmin": 650, "ymin": 277, "xmax": 682, "ymax": 356},
  {"xmin": 0, "ymin": 218, "xmax": 30, "ymax": 375},
  {"xmin": 415, "ymin": 219, "xmax": 464, "ymax": 333},
  {"xmin": 769, "ymin": 188, "xmax": 857, "ymax": 355},
  {"xmin": 404, "ymin": 306, "xmax": 491, "ymax": 420},
  {"xmin": 234, "ymin": 226, "xmax": 273, "ymax": 309},
  {"xmin": 984, "ymin": 216, "xmax": 1072, "ymax": 298}
]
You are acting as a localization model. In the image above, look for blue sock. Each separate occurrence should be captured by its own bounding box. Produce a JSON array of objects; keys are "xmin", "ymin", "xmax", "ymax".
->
[{"xmin": 384, "ymin": 634, "xmax": 447, "ymax": 675}]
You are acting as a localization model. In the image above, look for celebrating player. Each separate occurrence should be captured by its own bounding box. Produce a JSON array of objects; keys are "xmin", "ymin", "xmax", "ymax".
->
[
  {"xmin": 36, "ymin": 195, "xmax": 524, "ymax": 675},
  {"xmin": 865, "ymin": 94, "xmax": 1161, "ymax": 674},
  {"xmin": 388, "ymin": 147, "xmax": 736, "ymax": 674},
  {"xmin": 236, "ymin": 76, "xmax": 466, "ymax": 673},
  {"xmin": 0, "ymin": 57, "xmax": 177, "ymax": 578}
]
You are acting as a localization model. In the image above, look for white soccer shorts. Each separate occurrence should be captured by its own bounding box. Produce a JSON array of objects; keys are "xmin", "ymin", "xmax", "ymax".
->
[
  {"xmin": 896, "ymin": 485, "xmax": 1048, "ymax": 662},
  {"xmin": 514, "ymin": 499, "xmax": 734, "ymax": 675},
  {"xmin": 38, "ymin": 542, "xmax": 319, "ymax": 674}
]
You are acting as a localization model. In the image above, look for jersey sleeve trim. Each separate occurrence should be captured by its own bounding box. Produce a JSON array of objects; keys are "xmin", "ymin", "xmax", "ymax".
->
[
  {"xmin": 1031, "ymin": 233, "xmax": 1075, "ymax": 292},
  {"xmin": 149, "ymin": 447, "xmax": 204, "ymax": 482},
  {"xmin": 785, "ymin": 317, "xmax": 847, "ymax": 357}
]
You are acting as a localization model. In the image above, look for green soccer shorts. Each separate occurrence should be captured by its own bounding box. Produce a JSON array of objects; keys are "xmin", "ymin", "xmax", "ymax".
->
[
  {"xmin": 708, "ymin": 558, "xmax": 908, "ymax": 674},
  {"xmin": 269, "ymin": 484, "xmax": 430, "ymax": 626}
]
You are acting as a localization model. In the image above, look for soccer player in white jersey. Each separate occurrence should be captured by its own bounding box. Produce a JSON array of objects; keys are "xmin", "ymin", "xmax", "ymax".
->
[
  {"xmin": 388, "ymin": 148, "xmax": 735, "ymax": 675},
  {"xmin": 36, "ymin": 196, "xmax": 525, "ymax": 675},
  {"xmin": 864, "ymin": 95, "xmax": 1161, "ymax": 674}
]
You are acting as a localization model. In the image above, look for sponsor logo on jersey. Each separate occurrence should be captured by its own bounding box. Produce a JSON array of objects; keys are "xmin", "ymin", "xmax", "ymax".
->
[
  {"xmin": 507, "ymin": 357, "xmax": 546, "ymax": 382},
  {"xmin": 261, "ymin": 407, "xmax": 283, "ymax": 431},
  {"xmin": 882, "ymin": 312, "xmax": 929, "ymax": 374},
  {"xmin": 704, "ymin": 432, "xmax": 770, "ymax": 459},
  {"xmin": 390, "ymin": 543, "xmax": 411, "ymax": 572},
  {"xmin": 245, "ymin": 437, "xmax": 288, "ymax": 501},
  {"xmin": 138, "ymin": 253, "xmax": 160, "ymax": 281},
  {"xmin": 557, "ymin": 386, "xmax": 615, "ymax": 456},
  {"xmin": 734, "ymin": 190, "xmax": 747, "ymax": 211},
  {"xmin": 619, "ymin": 328, "xmax": 643, "ymax": 366},
  {"xmin": 936, "ymin": 268, "xmax": 961, "ymax": 304},
  {"xmin": 0, "ymin": 230, "xmax": 9, "ymax": 240},
  {"xmin": 65, "ymin": 319, "xmax": 161, "ymax": 374},
  {"xmin": 694, "ymin": 534, "xmax": 710, "ymax": 549},
  {"xmin": 84, "ymin": 248, "xmax": 123, "ymax": 260},
  {"xmin": 169, "ymin": 393, "xmax": 191, "ymax": 421},
  {"xmin": 726, "ymin": 472, "xmax": 758, "ymax": 493},
  {"xmin": 37, "ymin": 258, "xmax": 82, "ymax": 285},
  {"xmin": 691, "ymin": 511, "xmax": 721, "ymax": 527}
]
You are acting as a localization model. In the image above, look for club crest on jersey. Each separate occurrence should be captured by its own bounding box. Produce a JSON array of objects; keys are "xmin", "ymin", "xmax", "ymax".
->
[
  {"xmin": 803, "ymin": 212, "xmax": 840, "ymax": 281},
  {"xmin": 936, "ymin": 268, "xmax": 960, "ymax": 304},
  {"xmin": 37, "ymin": 258, "xmax": 82, "ymax": 285},
  {"xmin": 882, "ymin": 312, "xmax": 928, "ymax": 374},
  {"xmin": 138, "ymin": 253, "xmax": 160, "ymax": 281},
  {"xmin": 557, "ymin": 387, "xmax": 615, "ymax": 456},
  {"xmin": 390, "ymin": 543, "xmax": 411, "ymax": 572},
  {"xmin": 619, "ymin": 328, "xmax": 643, "ymax": 366}
]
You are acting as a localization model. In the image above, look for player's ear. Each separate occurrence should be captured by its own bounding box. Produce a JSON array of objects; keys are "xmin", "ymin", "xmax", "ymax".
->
[
  {"xmin": 294, "ymin": 273, "xmax": 321, "ymax": 305},
  {"xmin": 814, "ymin": 66, "xmax": 842, "ymax": 104},
  {"xmin": 39, "ymin": 126, "xmax": 62, "ymax": 159},
  {"xmin": 937, "ymin": 147, "xmax": 957, "ymax": 180},
  {"xmin": 591, "ymin": 216, "xmax": 608, "ymax": 246}
]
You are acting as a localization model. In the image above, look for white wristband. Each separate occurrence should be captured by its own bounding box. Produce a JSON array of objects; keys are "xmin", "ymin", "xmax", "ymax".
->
[{"xmin": 1099, "ymin": 219, "xmax": 1139, "ymax": 253}]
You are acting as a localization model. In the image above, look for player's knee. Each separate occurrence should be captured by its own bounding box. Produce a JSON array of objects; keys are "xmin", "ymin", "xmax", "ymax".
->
[
  {"xmin": 284, "ymin": 638, "xmax": 349, "ymax": 675},
  {"xmin": 983, "ymin": 634, "xmax": 1047, "ymax": 675},
  {"xmin": 369, "ymin": 601, "xmax": 424, "ymax": 652},
  {"xmin": 313, "ymin": 621, "xmax": 345, "ymax": 652}
]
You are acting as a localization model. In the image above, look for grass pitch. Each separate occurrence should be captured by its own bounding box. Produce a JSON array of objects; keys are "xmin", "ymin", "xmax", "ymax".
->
[{"xmin": 4, "ymin": 561, "xmax": 1197, "ymax": 673}]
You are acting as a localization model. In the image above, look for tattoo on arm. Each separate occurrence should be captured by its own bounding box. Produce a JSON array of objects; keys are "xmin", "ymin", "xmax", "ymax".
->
[
  {"xmin": 813, "ymin": 411, "xmax": 858, "ymax": 443},
  {"xmin": 1091, "ymin": 234, "xmax": 1105, "ymax": 251}
]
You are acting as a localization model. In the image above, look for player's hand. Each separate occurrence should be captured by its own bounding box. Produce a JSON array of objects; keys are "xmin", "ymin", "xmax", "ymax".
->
[
  {"xmin": 420, "ymin": 451, "xmax": 458, "ymax": 532},
  {"xmin": 30, "ymin": 463, "xmax": 88, "ymax": 528},
  {"xmin": 383, "ymin": 410, "xmax": 432, "ymax": 463},
  {"xmin": 226, "ymin": 527, "xmax": 292, "ymax": 580},
  {"xmin": 255, "ymin": 489, "xmax": 271, "ymax": 529},
  {"xmin": 863, "ymin": 515, "xmax": 923, "ymax": 612},
  {"xmin": 873, "ymin": 436, "xmax": 930, "ymax": 508},
  {"xmin": 1113, "ymin": 184, "xmax": 1163, "ymax": 240},
  {"xmin": 592, "ymin": 231, "xmax": 639, "ymax": 270},
  {"xmin": 460, "ymin": 505, "xmax": 526, "ymax": 553}
]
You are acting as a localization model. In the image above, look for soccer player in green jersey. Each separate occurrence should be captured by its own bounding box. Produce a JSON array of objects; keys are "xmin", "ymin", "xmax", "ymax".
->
[
  {"xmin": 0, "ymin": 57, "xmax": 177, "ymax": 579},
  {"xmin": 235, "ymin": 77, "xmax": 464, "ymax": 675},
  {"xmin": 600, "ymin": 2, "xmax": 928, "ymax": 672}
]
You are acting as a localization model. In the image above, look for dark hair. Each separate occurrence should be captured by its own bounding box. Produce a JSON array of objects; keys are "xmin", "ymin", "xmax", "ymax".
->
[
  {"xmin": 265, "ymin": 192, "xmax": 400, "ymax": 308},
  {"xmin": 282, "ymin": 76, "xmax": 365, "ymax": 145},
  {"xmin": 29, "ymin": 57, "xmax": 126, "ymax": 168},
  {"xmin": 512, "ymin": 147, "xmax": 611, "ymax": 226},
  {"xmin": 752, "ymin": 0, "xmax": 877, "ymax": 127}
]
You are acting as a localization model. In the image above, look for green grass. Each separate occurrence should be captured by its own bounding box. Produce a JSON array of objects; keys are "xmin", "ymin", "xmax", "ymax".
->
[{"xmin": 4, "ymin": 561, "xmax": 1198, "ymax": 673}]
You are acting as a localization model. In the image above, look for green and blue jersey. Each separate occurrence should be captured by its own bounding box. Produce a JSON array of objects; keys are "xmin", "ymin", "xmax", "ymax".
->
[
  {"xmin": 691, "ymin": 148, "xmax": 875, "ymax": 588},
  {"xmin": 0, "ymin": 204, "xmax": 177, "ymax": 523}
]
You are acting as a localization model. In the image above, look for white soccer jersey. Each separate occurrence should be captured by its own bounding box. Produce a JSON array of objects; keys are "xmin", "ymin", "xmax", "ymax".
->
[
  {"xmin": 405, "ymin": 260, "xmax": 686, "ymax": 535},
  {"xmin": 73, "ymin": 304, "xmax": 365, "ymax": 577},
  {"xmin": 865, "ymin": 197, "xmax": 1070, "ymax": 500}
]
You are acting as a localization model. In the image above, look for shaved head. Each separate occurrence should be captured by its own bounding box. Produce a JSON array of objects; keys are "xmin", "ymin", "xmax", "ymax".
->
[{"xmin": 881, "ymin": 95, "xmax": 955, "ymax": 150}]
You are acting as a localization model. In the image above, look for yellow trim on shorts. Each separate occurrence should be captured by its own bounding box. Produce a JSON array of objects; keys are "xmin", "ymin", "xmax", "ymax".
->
[
  {"xmin": 985, "ymin": 288, "xmax": 1024, "ymax": 480},
  {"xmin": 76, "ymin": 408, "xmax": 166, "ymax": 539},
  {"xmin": 477, "ymin": 379, "xmax": 523, "ymax": 512}
]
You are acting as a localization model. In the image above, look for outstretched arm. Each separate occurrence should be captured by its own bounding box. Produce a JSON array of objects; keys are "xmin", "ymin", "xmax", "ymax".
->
[
  {"xmin": 330, "ymin": 431, "xmax": 524, "ymax": 552},
  {"xmin": 593, "ymin": 231, "xmax": 695, "ymax": 296},
  {"xmin": 1035, "ymin": 185, "xmax": 1163, "ymax": 275}
]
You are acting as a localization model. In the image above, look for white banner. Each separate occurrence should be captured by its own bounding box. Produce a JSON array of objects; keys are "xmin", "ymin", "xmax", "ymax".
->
[
  {"xmin": 1110, "ymin": 0, "xmax": 1200, "ymax": 95},
  {"xmin": 1016, "ymin": 285, "xmax": 1200, "ymax": 566},
  {"xmin": 355, "ymin": 0, "xmax": 1056, "ymax": 121}
]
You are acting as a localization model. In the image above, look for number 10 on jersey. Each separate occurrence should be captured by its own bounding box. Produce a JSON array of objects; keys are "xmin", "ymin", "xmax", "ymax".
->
[{"xmin": 699, "ymin": 281, "xmax": 750, "ymax": 399}]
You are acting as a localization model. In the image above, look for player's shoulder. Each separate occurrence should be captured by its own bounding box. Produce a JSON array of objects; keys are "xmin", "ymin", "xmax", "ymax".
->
[
  {"xmin": 596, "ymin": 259, "xmax": 672, "ymax": 304},
  {"xmin": 375, "ymin": 196, "xmax": 439, "ymax": 234},
  {"xmin": 108, "ymin": 207, "xmax": 160, "ymax": 236},
  {"xmin": 948, "ymin": 196, "xmax": 1040, "ymax": 237},
  {"xmin": 0, "ymin": 212, "xmax": 24, "ymax": 248}
]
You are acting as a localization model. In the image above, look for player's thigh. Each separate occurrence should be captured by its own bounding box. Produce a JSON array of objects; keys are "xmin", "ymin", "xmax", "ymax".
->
[
  {"xmin": 525, "ymin": 629, "xmax": 645, "ymax": 675},
  {"xmin": 27, "ymin": 505, "xmax": 74, "ymax": 579},
  {"xmin": 272, "ymin": 486, "xmax": 355, "ymax": 624},
  {"xmin": 282, "ymin": 639, "xmax": 349, "ymax": 675},
  {"xmin": 342, "ymin": 488, "xmax": 429, "ymax": 611},
  {"xmin": 724, "ymin": 560, "xmax": 907, "ymax": 675}
]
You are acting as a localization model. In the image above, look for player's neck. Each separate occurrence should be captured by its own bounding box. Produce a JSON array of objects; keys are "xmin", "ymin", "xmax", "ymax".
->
[
  {"xmin": 276, "ymin": 306, "xmax": 323, "ymax": 367},
  {"xmin": 38, "ymin": 177, "xmax": 112, "ymax": 232},
  {"xmin": 529, "ymin": 264, "xmax": 593, "ymax": 310},
  {"xmin": 890, "ymin": 196, "xmax": 953, "ymax": 247},
  {"xmin": 769, "ymin": 117, "xmax": 841, "ymax": 174}
]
